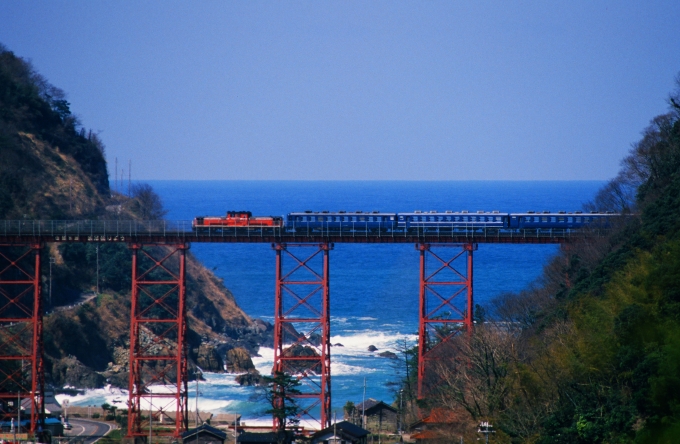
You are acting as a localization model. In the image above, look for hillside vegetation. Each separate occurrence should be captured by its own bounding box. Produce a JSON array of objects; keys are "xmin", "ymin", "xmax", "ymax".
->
[
  {"xmin": 395, "ymin": 79, "xmax": 680, "ymax": 443},
  {"xmin": 0, "ymin": 44, "xmax": 268, "ymax": 389}
]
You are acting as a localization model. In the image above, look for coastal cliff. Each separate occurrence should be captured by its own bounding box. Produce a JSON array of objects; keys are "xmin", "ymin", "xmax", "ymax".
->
[{"xmin": 0, "ymin": 44, "xmax": 269, "ymax": 389}]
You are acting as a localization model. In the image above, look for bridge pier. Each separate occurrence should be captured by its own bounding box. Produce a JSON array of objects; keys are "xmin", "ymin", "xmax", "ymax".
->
[
  {"xmin": 127, "ymin": 243, "xmax": 189, "ymax": 440},
  {"xmin": 272, "ymin": 242, "xmax": 332, "ymax": 431},
  {"xmin": 0, "ymin": 244, "xmax": 44, "ymax": 436},
  {"xmin": 416, "ymin": 243, "xmax": 476, "ymax": 399}
]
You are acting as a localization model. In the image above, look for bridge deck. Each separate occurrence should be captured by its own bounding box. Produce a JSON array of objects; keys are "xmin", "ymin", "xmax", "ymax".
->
[{"xmin": 0, "ymin": 220, "xmax": 606, "ymax": 244}]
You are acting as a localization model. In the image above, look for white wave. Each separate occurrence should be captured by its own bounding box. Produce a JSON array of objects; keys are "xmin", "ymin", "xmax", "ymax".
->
[
  {"xmin": 331, "ymin": 362, "xmax": 375, "ymax": 376},
  {"xmin": 252, "ymin": 347, "xmax": 275, "ymax": 374},
  {"xmin": 355, "ymin": 317, "xmax": 378, "ymax": 321},
  {"xmin": 55, "ymin": 385, "xmax": 128, "ymax": 409},
  {"xmin": 330, "ymin": 331, "xmax": 416, "ymax": 356}
]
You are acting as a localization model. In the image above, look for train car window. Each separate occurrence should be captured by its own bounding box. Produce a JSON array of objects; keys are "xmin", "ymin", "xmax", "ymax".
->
[
  {"xmin": 558, "ymin": 217, "xmax": 565, "ymax": 223},
  {"xmin": 368, "ymin": 217, "xmax": 374, "ymax": 222},
  {"xmin": 551, "ymin": 217, "xmax": 556, "ymax": 223},
  {"xmin": 399, "ymin": 216, "xmax": 404, "ymax": 220},
  {"xmin": 542, "ymin": 217, "xmax": 548, "ymax": 223},
  {"xmin": 568, "ymin": 217, "xmax": 573, "ymax": 223},
  {"xmin": 351, "ymin": 216, "xmax": 357, "ymax": 222},
  {"xmin": 584, "ymin": 217, "xmax": 590, "ymax": 222},
  {"xmin": 534, "ymin": 217, "xmax": 539, "ymax": 223},
  {"xmin": 576, "ymin": 217, "xmax": 582, "ymax": 223}
]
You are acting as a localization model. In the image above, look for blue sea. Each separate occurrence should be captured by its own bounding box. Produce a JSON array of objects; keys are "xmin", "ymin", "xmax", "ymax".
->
[{"xmin": 57, "ymin": 180, "xmax": 603, "ymax": 427}]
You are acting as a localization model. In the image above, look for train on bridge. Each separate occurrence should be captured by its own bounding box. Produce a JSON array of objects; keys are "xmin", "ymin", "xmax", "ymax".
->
[{"xmin": 192, "ymin": 209, "xmax": 618, "ymax": 232}]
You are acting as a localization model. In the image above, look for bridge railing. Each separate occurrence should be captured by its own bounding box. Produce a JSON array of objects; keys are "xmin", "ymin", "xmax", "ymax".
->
[
  {"xmin": 0, "ymin": 220, "xmax": 195, "ymax": 238},
  {"xmin": 0, "ymin": 220, "xmax": 609, "ymax": 241}
]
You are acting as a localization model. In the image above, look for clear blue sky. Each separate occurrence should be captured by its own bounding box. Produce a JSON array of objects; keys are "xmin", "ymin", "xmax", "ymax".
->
[{"xmin": 2, "ymin": 1, "xmax": 679, "ymax": 181}]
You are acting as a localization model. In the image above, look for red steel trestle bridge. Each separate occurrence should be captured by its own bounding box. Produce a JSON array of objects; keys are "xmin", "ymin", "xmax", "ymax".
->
[{"xmin": 0, "ymin": 220, "xmax": 595, "ymax": 439}]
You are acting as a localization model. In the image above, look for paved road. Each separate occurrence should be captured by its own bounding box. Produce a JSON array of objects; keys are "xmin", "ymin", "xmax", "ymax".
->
[{"xmin": 62, "ymin": 418, "xmax": 114, "ymax": 444}]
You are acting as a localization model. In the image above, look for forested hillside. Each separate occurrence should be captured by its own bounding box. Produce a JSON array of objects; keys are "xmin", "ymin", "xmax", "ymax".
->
[
  {"xmin": 0, "ymin": 44, "xmax": 269, "ymax": 389},
  {"xmin": 399, "ymin": 79, "xmax": 680, "ymax": 443}
]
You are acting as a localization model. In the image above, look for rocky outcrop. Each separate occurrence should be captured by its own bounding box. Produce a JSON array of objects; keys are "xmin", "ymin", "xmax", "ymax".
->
[
  {"xmin": 51, "ymin": 357, "xmax": 105, "ymax": 389},
  {"xmin": 282, "ymin": 344, "xmax": 322, "ymax": 373},
  {"xmin": 225, "ymin": 347, "xmax": 255, "ymax": 373},
  {"xmin": 196, "ymin": 344, "xmax": 224, "ymax": 373},
  {"xmin": 368, "ymin": 345, "xmax": 378, "ymax": 352}
]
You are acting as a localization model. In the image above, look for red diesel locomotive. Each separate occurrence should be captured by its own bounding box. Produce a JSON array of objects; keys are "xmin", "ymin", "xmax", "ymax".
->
[{"xmin": 192, "ymin": 211, "xmax": 283, "ymax": 230}]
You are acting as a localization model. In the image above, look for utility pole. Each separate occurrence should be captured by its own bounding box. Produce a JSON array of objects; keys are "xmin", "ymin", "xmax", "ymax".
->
[
  {"xmin": 129, "ymin": 159, "xmax": 132, "ymax": 197},
  {"xmin": 149, "ymin": 391, "xmax": 153, "ymax": 444},
  {"xmin": 195, "ymin": 370, "xmax": 200, "ymax": 427},
  {"xmin": 478, "ymin": 421, "xmax": 495, "ymax": 444},
  {"xmin": 399, "ymin": 389, "xmax": 403, "ymax": 434},
  {"xmin": 362, "ymin": 378, "xmax": 366, "ymax": 430}
]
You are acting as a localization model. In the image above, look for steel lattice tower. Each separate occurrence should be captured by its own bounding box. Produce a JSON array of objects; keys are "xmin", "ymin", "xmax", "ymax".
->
[
  {"xmin": 272, "ymin": 243, "xmax": 332, "ymax": 431},
  {"xmin": 127, "ymin": 244, "xmax": 189, "ymax": 440},
  {"xmin": 0, "ymin": 244, "xmax": 44, "ymax": 436},
  {"xmin": 416, "ymin": 243, "xmax": 476, "ymax": 398}
]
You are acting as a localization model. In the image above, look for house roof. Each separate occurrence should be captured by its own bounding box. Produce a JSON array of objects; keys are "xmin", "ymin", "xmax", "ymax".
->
[
  {"xmin": 410, "ymin": 408, "xmax": 461, "ymax": 429},
  {"xmin": 355, "ymin": 398, "xmax": 397, "ymax": 414},
  {"xmin": 181, "ymin": 423, "xmax": 228, "ymax": 441},
  {"xmin": 312, "ymin": 421, "xmax": 370, "ymax": 440}
]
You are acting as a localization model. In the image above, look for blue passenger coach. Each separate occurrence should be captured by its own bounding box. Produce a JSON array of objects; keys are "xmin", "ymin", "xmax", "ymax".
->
[
  {"xmin": 398, "ymin": 211, "xmax": 509, "ymax": 231},
  {"xmin": 282, "ymin": 210, "xmax": 618, "ymax": 233},
  {"xmin": 513, "ymin": 211, "xmax": 615, "ymax": 229},
  {"xmin": 285, "ymin": 211, "xmax": 397, "ymax": 233}
]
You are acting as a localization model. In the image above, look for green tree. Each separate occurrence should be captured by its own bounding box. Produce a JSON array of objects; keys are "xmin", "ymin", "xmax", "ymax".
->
[{"xmin": 260, "ymin": 371, "xmax": 301, "ymax": 443}]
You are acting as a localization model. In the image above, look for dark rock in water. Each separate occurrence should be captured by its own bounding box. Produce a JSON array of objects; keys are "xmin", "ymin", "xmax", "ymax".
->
[
  {"xmin": 225, "ymin": 347, "xmax": 256, "ymax": 373},
  {"xmin": 235, "ymin": 371, "xmax": 263, "ymax": 386},
  {"xmin": 283, "ymin": 344, "xmax": 322, "ymax": 373},
  {"xmin": 378, "ymin": 351, "xmax": 398, "ymax": 359},
  {"xmin": 195, "ymin": 343, "xmax": 224, "ymax": 373},
  {"xmin": 367, "ymin": 345, "xmax": 378, "ymax": 352},
  {"xmin": 333, "ymin": 343, "xmax": 344, "ymax": 347},
  {"xmin": 307, "ymin": 333, "xmax": 322, "ymax": 346}
]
